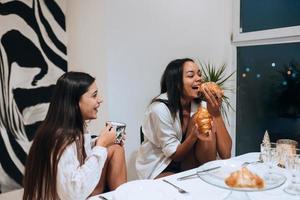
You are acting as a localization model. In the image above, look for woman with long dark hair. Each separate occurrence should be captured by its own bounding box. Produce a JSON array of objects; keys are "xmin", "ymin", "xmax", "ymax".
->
[
  {"xmin": 23, "ymin": 71, "xmax": 127, "ymax": 200},
  {"xmin": 136, "ymin": 58, "xmax": 232, "ymax": 179}
]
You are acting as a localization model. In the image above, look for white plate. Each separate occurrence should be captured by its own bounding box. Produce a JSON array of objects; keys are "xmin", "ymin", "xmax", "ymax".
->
[
  {"xmin": 198, "ymin": 159, "xmax": 286, "ymax": 192},
  {"xmin": 113, "ymin": 180, "xmax": 177, "ymax": 200}
]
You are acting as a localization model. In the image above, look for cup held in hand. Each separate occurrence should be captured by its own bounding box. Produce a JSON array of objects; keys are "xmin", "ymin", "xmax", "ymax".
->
[{"xmin": 106, "ymin": 121, "xmax": 126, "ymax": 144}]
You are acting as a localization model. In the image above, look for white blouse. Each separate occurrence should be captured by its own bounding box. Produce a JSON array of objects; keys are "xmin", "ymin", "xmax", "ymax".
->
[
  {"xmin": 135, "ymin": 93, "xmax": 199, "ymax": 179},
  {"xmin": 57, "ymin": 133, "xmax": 107, "ymax": 200}
]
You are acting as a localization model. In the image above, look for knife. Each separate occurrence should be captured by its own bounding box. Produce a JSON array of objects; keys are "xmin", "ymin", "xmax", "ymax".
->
[
  {"xmin": 177, "ymin": 166, "xmax": 221, "ymax": 181},
  {"xmin": 98, "ymin": 195, "xmax": 109, "ymax": 200}
]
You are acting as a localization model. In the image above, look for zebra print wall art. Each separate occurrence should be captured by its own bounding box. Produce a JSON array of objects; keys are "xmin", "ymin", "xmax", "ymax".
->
[{"xmin": 0, "ymin": 0, "xmax": 67, "ymax": 193}]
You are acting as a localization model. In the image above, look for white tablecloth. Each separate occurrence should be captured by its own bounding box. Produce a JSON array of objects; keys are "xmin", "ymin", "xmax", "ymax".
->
[{"xmin": 88, "ymin": 152, "xmax": 299, "ymax": 200}]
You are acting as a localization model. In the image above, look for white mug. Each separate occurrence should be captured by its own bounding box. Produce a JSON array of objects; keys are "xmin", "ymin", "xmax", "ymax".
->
[{"xmin": 106, "ymin": 121, "xmax": 126, "ymax": 144}]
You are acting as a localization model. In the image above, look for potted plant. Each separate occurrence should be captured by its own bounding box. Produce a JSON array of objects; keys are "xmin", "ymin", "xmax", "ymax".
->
[{"xmin": 197, "ymin": 61, "xmax": 235, "ymax": 124}]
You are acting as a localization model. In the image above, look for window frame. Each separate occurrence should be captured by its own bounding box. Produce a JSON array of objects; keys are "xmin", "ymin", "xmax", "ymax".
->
[
  {"xmin": 230, "ymin": 0, "xmax": 300, "ymax": 155},
  {"xmin": 232, "ymin": 0, "xmax": 300, "ymax": 47}
]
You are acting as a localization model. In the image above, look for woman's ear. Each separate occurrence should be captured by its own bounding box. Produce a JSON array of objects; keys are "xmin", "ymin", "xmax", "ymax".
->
[
  {"xmin": 78, "ymin": 99, "xmax": 83, "ymax": 114},
  {"xmin": 78, "ymin": 101, "xmax": 82, "ymax": 110}
]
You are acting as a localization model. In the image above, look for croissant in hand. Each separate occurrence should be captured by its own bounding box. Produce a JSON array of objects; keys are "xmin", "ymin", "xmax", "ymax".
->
[
  {"xmin": 194, "ymin": 107, "xmax": 212, "ymax": 135},
  {"xmin": 198, "ymin": 82, "xmax": 224, "ymax": 99}
]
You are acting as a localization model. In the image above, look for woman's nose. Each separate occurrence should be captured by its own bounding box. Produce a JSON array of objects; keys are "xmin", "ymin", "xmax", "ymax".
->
[
  {"xmin": 199, "ymin": 77, "xmax": 204, "ymax": 83},
  {"xmin": 196, "ymin": 75, "xmax": 202, "ymax": 82},
  {"xmin": 98, "ymin": 96, "xmax": 103, "ymax": 104}
]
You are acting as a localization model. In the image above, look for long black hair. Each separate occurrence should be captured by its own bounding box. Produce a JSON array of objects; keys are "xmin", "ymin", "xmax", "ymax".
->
[
  {"xmin": 152, "ymin": 58, "xmax": 194, "ymax": 119},
  {"xmin": 23, "ymin": 71, "xmax": 95, "ymax": 200}
]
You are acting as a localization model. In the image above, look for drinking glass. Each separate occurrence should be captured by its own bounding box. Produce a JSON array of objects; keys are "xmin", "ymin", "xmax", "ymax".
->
[
  {"xmin": 276, "ymin": 139, "xmax": 298, "ymax": 168},
  {"xmin": 284, "ymin": 149, "xmax": 300, "ymax": 195},
  {"xmin": 260, "ymin": 142, "xmax": 279, "ymax": 184}
]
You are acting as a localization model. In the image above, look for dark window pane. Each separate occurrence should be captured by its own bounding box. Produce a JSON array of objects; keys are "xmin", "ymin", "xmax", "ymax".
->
[
  {"xmin": 236, "ymin": 42, "xmax": 300, "ymax": 155},
  {"xmin": 240, "ymin": 0, "xmax": 300, "ymax": 32}
]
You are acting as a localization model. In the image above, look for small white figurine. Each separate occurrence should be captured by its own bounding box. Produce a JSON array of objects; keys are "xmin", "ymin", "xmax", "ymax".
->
[{"xmin": 262, "ymin": 130, "xmax": 270, "ymax": 145}]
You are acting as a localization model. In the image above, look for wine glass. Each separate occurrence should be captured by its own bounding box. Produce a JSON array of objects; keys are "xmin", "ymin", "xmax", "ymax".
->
[
  {"xmin": 284, "ymin": 149, "xmax": 300, "ymax": 195},
  {"xmin": 260, "ymin": 142, "xmax": 279, "ymax": 184}
]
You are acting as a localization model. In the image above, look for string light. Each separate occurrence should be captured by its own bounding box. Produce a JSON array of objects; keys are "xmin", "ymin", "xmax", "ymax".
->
[{"xmin": 271, "ymin": 62, "xmax": 276, "ymax": 67}]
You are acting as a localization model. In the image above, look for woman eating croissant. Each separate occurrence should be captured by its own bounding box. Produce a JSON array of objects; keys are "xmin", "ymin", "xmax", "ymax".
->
[{"xmin": 135, "ymin": 58, "xmax": 232, "ymax": 179}]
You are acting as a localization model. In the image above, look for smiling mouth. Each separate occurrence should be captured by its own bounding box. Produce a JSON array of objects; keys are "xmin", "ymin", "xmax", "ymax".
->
[
  {"xmin": 192, "ymin": 85, "xmax": 200, "ymax": 90},
  {"xmin": 192, "ymin": 85, "xmax": 202, "ymax": 97}
]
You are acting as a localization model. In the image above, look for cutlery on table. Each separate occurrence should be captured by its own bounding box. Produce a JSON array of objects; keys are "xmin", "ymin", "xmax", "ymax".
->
[
  {"xmin": 241, "ymin": 160, "xmax": 263, "ymax": 167},
  {"xmin": 98, "ymin": 195, "xmax": 109, "ymax": 200},
  {"xmin": 177, "ymin": 166, "xmax": 221, "ymax": 181},
  {"xmin": 162, "ymin": 179, "xmax": 188, "ymax": 194}
]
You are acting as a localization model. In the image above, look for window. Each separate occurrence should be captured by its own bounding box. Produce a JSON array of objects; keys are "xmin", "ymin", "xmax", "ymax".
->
[
  {"xmin": 233, "ymin": 0, "xmax": 300, "ymax": 155},
  {"xmin": 240, "ymin": 0, "xmax": 300, "ymax": 32},
  {"xmin": 236, "ymin": 42, "xmax": 300, "ymax": 154}
]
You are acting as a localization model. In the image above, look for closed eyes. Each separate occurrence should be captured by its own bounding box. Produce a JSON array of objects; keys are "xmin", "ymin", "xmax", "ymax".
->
[{"xmin": 91, "ymin": 91, "xmax": 98, "ymax": 98}]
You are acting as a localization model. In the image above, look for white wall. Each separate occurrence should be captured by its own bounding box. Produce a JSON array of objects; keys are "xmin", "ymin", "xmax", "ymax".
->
[
  {"xmin": 67, "ymin": 0, "xmax": 109, "ymax": 127},
  {"xmin": 67, "ymin": 0, "xmax": 234, "ymax": 180}
]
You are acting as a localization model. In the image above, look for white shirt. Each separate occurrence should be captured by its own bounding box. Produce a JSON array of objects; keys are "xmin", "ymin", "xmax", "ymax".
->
[
  {"xmin": 135, "ymin": 93, "xmax": 199, "ymax": 179},
  {"xmin": 57, "ymin": 133, "xmax": 107, "ymax": 200}
]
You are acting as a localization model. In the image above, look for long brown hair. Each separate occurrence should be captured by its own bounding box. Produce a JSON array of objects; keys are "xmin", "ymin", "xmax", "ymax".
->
[
  {"xmin": 153, "ymin": 58, "xmax": 195, "ymax": 120},
  {"xmin": 23, "ymin": 72, "xmax": 95, "ymax": 200}
]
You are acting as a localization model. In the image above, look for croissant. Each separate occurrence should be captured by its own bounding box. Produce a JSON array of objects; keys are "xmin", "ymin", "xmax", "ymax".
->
[
  {"xmin": 225, "ymin": 167, "xmax": 265, "ymax": 189},
  {"xmin": 194, "ymin": 107, "xmax": 212, "ymax": 135},
  {"xmin": 199, "ymin": 82, "xmax": 224, "ymax": 99}
]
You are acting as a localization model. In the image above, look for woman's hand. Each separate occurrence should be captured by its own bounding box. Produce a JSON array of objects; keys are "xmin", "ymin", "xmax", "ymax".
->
[
  {"xmin": 96, "ymin": 124, "xmax": 116, "ymax": 147},
  {"xmin": 187, "ymin": 113, "xmax": 213, "ymax": 141},
  {"xmin": 187, "ymin": 114, "xmax": 200, "ymax": 140},
  {"xmin": 196, "ymin": 123, "xmax": 214, "ymax": 141},
  {"xmin": 201, "ymin": 86, "xmax": 222, "ymax": 117}
]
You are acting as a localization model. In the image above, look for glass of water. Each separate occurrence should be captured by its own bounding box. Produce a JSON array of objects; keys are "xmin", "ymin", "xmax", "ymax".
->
[
  {"xmin": 260, "ymin": 142, "xmax": 279, "ymax": 184},
  {"xmin": 284, "ymin": 149, "xmax": 300, "ymax": 195}
]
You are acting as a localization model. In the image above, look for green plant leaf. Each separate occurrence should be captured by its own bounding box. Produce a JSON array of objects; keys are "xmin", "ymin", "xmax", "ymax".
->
[{"xmin": 198, "ymin": 60, "xmax": 236, "ymax": 125}]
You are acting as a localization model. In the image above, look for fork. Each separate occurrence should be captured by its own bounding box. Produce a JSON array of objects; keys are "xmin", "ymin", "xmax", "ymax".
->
[
  {"xmin": 241, "ymin": 160, "xmax": 263, "ymax": 167},
  {"xmin": 162, "ymin": 179, "xmax": 188, "ymax": 194}
]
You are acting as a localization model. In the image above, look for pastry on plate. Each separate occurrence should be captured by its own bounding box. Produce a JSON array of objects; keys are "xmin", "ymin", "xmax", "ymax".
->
[{"xmin": 225, "ymin": 167, "xmax": 265, "ymax": 189}]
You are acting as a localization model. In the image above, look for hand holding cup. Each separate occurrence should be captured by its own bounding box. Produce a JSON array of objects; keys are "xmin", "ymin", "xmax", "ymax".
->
[
  {"xmin": 105, "ymin": 121, "xmax": 126, "ymax": 144},
  {"xmin": 96, "ymin": 124, "xmax": 116, "ymax": 147}
]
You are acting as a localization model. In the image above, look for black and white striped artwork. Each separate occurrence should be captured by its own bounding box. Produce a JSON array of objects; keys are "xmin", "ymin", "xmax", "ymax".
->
[{"xmin": 0, "ymin": 0, "xmax": 67, "ymax": 192}]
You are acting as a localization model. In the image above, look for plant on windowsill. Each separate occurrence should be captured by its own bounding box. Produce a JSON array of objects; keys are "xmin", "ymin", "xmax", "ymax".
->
[{"xmin": 198, "ymin": 61, "xmax": 236, "ymax": 124}]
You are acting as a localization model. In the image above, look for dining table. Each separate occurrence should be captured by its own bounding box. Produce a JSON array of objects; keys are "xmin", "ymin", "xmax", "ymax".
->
[{"xmin": 88, "ymin": 152, "xmax": 299, "ymax": 200}]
